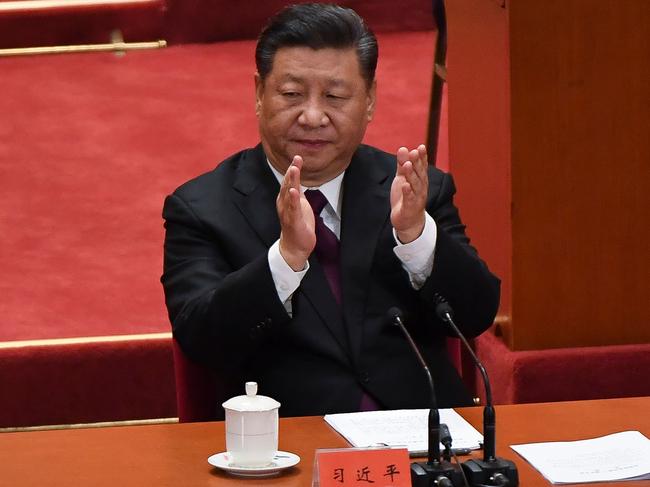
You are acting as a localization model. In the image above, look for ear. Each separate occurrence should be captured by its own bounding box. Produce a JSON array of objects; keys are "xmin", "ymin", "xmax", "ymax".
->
[
  {"xmin": 254, "ymin": 72, "xmax": 263, "ymax": 117},
  {"xmin": 366, "ymin": 80, "xmax": 377, "ymax": 122}
]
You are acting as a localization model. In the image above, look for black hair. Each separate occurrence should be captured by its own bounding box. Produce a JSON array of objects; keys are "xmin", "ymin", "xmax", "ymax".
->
[{"xmin": 255, "ymin": 3, "xmax": 378, "ymax": 87}]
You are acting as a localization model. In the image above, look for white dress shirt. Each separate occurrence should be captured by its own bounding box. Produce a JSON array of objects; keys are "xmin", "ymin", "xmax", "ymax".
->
[{"xmin": 266, "ymin": 161, "xmax": 437, "ymax": 313}]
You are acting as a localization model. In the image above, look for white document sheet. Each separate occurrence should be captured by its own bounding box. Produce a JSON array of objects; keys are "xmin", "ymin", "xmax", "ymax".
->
[
  {"xmin": 511, "ymin": 430, "xmax": 650, "ymax": 484},
  {"xmin": 323, "ymin": 408, "xmax": 483, "ymax": 455}
]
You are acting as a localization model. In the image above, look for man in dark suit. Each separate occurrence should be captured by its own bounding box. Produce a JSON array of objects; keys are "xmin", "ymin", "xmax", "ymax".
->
[{"xmin": 162, "ymin": 3, "xmax": 499, "ymax": 418}]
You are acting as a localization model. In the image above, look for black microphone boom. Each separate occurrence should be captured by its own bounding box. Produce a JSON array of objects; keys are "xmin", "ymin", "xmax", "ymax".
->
[
  {"xmin": 433, "ymin": 295, "xmax": 519, "ymax": 487},
  {"xmin": 387, "ymin": 307, "xmax": 463, "ymax": 487}
]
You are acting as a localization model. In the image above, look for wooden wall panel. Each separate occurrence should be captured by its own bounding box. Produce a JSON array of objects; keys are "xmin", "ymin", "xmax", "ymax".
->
[
  {"xmin": 448, "ymin": 0, "xmax": 650, "ymax": 350},
  {"xmin": 509, "ymin": 0, "xmax": 650, "ymax": 349}
]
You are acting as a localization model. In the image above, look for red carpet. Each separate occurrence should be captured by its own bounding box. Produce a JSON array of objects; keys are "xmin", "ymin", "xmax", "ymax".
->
[
  {"xmin": 0, "ymin": 31, "xmax": 437, "ymax": 342},
  {"xmin": 0, "ymin": 32, "xmax": 438, "ymax": 427}
]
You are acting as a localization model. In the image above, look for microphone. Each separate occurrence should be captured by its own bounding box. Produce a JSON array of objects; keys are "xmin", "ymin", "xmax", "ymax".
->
[
  {"xmin": 433, "ymin": 295, "xmax": 519, "ymax": 487},
  {"xmin": 388, "ymin": 307, "xmax": 463, "ymax": 487}
]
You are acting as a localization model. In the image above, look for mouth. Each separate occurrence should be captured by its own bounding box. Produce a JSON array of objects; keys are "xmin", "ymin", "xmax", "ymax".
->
[{"xmin": 293, "ymin": 139, "xmax": 331, "ymax": 150}]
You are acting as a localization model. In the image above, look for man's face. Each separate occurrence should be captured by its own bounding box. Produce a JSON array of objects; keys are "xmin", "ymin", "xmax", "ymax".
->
[{"xmin": 255, "ymin": 46, "xmax": 376, "ymax": 186}]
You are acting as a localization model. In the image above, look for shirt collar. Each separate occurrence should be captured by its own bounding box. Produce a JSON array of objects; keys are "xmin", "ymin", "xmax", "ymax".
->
[{"xmin": 267, "ymin": 160, "xmax": 344, "ymax": 219}]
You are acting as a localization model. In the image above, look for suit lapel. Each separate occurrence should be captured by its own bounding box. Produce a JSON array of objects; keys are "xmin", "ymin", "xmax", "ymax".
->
[
  {"xmin": 232, "ymin": 145, "xmax": 281, "ymax": 247},
  {"xmin": 232, "ymin": 145, "xmax": 352, "ymax": 365},
  {"xmin": 340, "ymin": 150, "xmax": 392, "ymax": 365},
  {"xmin": 299, "ymin": 256, "xmax": 352, "ymax": 359}
]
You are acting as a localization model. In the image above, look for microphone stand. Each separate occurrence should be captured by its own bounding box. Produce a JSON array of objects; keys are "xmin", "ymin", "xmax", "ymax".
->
[
  {"xmin": 389, "ymin": 308, "xmax": 464, "ymax": 487},
  {"xmin": 434, "ymin": 296, "xmax": 519, "ymax": 487}
]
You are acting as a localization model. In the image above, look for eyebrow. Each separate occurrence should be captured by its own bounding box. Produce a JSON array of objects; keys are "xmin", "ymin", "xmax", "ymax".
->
[
  {"xmin": 280, "ymin": 74, "xmax": 304, "ymax": 84},
  {"xmin": 279, "ymin": 74, "xmax": 351, "ymax": 88},
  {"xmin": 327, "ymin": 79, "xmax": 350, "ymax": 88}
]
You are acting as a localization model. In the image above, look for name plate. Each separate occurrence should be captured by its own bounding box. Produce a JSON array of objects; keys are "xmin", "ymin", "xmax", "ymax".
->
[{"xmin": 314, "ymin": 447, "xmax": 410, "ymax": 486}]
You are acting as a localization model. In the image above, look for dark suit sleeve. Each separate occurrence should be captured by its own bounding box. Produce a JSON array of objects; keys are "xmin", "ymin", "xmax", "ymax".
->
[
  {"xmin": 162, "ymin": 193, "xmax": 290, "ymax": 370},
  {"xmin": 418, "ymin": 169, "xmax": 500, "ymax": 338}
]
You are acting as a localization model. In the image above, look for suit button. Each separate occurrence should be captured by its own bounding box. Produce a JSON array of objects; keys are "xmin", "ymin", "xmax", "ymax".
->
[
  {"xmin": 249, "ymin": 324, "xmax": 263, "ymax": 339},
  {"xmin": 359, "ymin": 372, "xmax": 370, "ymax": 384}
]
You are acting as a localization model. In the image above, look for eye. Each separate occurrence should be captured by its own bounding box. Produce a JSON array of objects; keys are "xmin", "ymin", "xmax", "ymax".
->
[
  {"xmin": 326, "ymin": 93, "xmax": 349, "ymax": 104},
  {"xmin": 282, "ymin": 91, "xmax": 301, "ymax": 99}
]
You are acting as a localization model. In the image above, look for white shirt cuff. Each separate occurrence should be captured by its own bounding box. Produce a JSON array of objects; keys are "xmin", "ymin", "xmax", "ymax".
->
[
  {"xmin": 392, "ymin": 213, "xmax": 437, "ymax": 289},
  {"xmin": 268, "ymin": 240, "xmax": 309, "ymax": 314}
]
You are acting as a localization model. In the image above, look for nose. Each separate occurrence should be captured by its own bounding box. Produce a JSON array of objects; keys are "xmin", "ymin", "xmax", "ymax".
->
[{"xmin": 297, "ymin": 98, "xmax": 330, "ymax": 128}]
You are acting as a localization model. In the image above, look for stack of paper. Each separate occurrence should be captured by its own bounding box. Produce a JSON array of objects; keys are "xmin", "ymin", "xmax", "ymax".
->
[
  {"xmin": 324, "ymin": 408, "xmax": 483, "ymax": 455},
  {"xmin": 511, "ymin": 430, "xmax": 650, "ymax": 484}
]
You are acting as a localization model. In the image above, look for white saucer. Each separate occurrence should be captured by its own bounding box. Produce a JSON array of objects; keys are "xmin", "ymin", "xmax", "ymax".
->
[{"xmin": 208, "ymin": 451, "xmax": 300, "ymax": 477}]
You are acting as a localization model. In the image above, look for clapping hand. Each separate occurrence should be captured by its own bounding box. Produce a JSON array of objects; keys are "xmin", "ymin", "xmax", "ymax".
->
[
  {"xmin": 277, "ymin": 155, "xmax": 316, "ymax": 271},
  {"xmin": 390, "ymin": 144, "xmax": 429, "ymax": 243}
]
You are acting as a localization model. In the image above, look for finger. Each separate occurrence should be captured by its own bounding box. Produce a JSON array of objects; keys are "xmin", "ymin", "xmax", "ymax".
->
[
  {"xmin": 417, "ymin": 144, "xmax": 428, "ymax": 163},
  {"xmin": 278, "ymin": 164, "xmax": 301, "ymax": 218},
  {"xmin": 288, "ymin": 186, "xmax": 301, "ymax": 211},
  {"xmin": 401, "ymin": 180, "xmax": 414, "ymax": 200},
  {"xmin": 396, "ymin": 158, "xmax": 411, "ymax": 179},
  {"xmin": 287, "ymin": 165, "xmax": 299, "ymax": 191},
  {"xmin": 402, "ymin": 159, "xmax": 424, "ymax": 195},
  {"xmin": 278, "ymin": 169, "xmax": 291, "ymax": 203},
  {"xmin": 280, "ymin": 187, "xmax": 302, "ymax": 230},
  {"xmin": 291, "ymin": 154, "xmax": 303, "ymax": 171},
  {"xmin": 289, "ymin": 156, "xmax": 303, "ymax": 189},
  {"xmin": 396, "ymin": 146, "xmax": 409, "ymax": 167},
  {"xmin": 406, "ymin": 148, "xmax": 428, "ymax": 191},
  {"xmin": 409, "ymin": 148, "xmax": 423, "ymax": 169},
  {"xmin": 396, "ymin": 164, "xmax": 423, "ymax": 206},
  {"xmin": 280, "ymin": 166, "xmax": 296, "ymax": 200},
  {"xmin": 413, "ymin": 145, "xmax": 428, "ymax": 175}
]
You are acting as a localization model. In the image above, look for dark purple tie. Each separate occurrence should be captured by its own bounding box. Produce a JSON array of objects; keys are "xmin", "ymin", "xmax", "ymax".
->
[
  {"xmin": 304, "ymin": 190, "xmax": 341, "ymax": 305},
  {"xmin": 304, "ymin": 190, "xmax": 380, "ymax": 411}
]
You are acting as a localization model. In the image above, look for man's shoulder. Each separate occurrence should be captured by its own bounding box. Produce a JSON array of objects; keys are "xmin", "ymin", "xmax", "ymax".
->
[
  {"xmin": 355, "ymin": 144, "xmax": 395, "ymax": 165},
  {"xmin": 355, "ymin": 144, "xmax": 447, "ymax": 181},
  {"xmin": 172, "ymin": 145, "xmax": 263, "ymax": 199}
]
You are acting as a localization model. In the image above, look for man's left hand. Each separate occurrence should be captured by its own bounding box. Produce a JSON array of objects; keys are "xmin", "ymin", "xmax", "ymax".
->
[{"xmin": 390, "ymin": 144, "xmax": 429, "ymax": 244}]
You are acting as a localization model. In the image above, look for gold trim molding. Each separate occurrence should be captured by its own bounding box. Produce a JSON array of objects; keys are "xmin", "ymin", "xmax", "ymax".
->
[
  {"xmin": 0, "ymin": 332, "xmax": 172, "ymax": 349},
  {"xmin": 0, "ymin": 0, "xmax": 159, "ymax": 12},
  {"xmin": 0, "ymin": 39, "xmax": 166, "ymax": 57},
  {"xmin": 0, "ymin": 417, "xmax": 178, "ymax": 433}
]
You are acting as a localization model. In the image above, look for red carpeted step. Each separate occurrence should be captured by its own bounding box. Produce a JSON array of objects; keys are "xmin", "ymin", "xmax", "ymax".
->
[
  {"xmin": 0, "ymin": 0, "xmax": 165, "ymax": 49},
  {"xmin": 0, "ymin": 335, "xmax": 175, "ymax": 427}
]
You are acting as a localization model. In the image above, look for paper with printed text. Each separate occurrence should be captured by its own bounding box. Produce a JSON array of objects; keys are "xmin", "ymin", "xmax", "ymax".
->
[
  {"xmin": 511, "ymin": 430, "xmax": 650, "ymax": 484},
  {"xmin": 324, "ymin": 408, "xmax": 483, "ymax": 455}
]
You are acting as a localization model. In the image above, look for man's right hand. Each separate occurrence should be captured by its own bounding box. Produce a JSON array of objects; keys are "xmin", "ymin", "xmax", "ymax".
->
[{"xmin": 277, "ymin": 155, "xmax": 316, "ymax": 271}]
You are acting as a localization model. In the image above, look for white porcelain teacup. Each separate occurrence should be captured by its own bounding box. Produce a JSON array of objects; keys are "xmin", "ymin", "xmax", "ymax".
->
[{"xmin": 223, "ymin": 382, "xmax": 280, "ymax": 467}]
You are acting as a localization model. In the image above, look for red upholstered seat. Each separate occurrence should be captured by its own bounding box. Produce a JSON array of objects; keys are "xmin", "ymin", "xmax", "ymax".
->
[
  {"xmin": 171, "ymin": 338, "xmax": 218, "ymax": 423},
  {"xmin": 475, "ymin": 330, "xmax": 650, "ymax": 404}
]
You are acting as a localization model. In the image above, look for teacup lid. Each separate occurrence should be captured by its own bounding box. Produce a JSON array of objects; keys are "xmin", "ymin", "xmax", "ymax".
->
[{"xmin": 222, "ymin": 382, "xmax": 281, "ymax": 412}]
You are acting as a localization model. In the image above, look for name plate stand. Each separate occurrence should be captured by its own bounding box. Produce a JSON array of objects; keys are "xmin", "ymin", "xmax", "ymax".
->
[{"xmin": 313, "ymin": 447, "xmax": 411, "ymax": 487}]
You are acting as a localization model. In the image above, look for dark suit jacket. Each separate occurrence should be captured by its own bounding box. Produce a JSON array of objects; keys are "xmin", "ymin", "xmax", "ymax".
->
[{"xmin": 162, "ymin": 144, "xmax": 499, "ymax": 418}]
